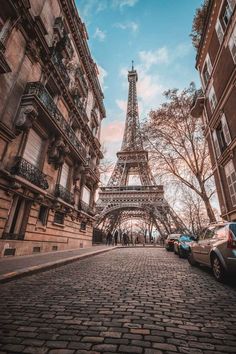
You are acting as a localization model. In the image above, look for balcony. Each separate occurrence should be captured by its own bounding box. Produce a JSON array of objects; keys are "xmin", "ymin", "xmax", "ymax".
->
[
  {"xmin": 24, "ymin": 82, "xmax": 87, "ymax": 161},
  {"xmin": 51, "ymin": 52, "xmax": 70, "ymax": 86},
  {"xmin": 11, "ymin": 157, "xmax": 49, "ymax": 190},
  {"xmin": 80, "ymin": 200, "xmax": 95, "ymax": 216},
  {"xmin": 55, "ymin": 184, "xmax": 74, "ymax": 205}
]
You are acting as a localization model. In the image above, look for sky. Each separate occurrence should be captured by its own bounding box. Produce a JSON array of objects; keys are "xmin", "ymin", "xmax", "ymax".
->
[{"xmin": 75, "ymin": 0, "xmax": 202, "ymax": 165}]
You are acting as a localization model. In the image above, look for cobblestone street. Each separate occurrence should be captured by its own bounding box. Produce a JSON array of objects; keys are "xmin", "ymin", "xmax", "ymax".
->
[{"xmin": 0, "ymin": 248, "xmax": 236, "ymax": 354}]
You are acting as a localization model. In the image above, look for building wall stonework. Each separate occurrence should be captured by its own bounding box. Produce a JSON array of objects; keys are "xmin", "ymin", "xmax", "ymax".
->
[
  {"xmin": 192, "ymin": 0, "xmax": 236, "ymax": 221},
  {"xmin": 0, "ymin": 0, "xmax": 105, "ymax": 256}
]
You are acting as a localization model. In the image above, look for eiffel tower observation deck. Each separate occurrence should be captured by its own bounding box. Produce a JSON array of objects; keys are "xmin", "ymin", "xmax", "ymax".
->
[{"xmin": 96, "ymin": 64, "xmax": 184, "ymax": 234}]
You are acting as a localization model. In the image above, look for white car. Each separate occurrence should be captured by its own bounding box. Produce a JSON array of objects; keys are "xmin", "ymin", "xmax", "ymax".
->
[{"xmin": 188, "ymin": 222, "xmax": 236, "ymax": 282}]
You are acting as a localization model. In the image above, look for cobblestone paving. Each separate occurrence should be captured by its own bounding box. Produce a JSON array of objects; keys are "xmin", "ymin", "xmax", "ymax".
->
[{"xmin": 0, "ymin": 248, "xmax": 236, "ymax": 354}]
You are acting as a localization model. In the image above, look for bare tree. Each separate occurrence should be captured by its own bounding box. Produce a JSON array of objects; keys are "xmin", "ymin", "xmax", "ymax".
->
[
  {"xmin": 98, "ymin": 144, "xmax": 114, "ymax": 186},
  {"xmin": 143, "ymin": 83, "xmax": 216, "ymax": 223}
]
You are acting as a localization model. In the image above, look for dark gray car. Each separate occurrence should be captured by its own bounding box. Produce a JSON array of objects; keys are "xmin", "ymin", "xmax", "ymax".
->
[{"xmin": 188, "ymin": 222, "xmax": 236, "ymax": 281}]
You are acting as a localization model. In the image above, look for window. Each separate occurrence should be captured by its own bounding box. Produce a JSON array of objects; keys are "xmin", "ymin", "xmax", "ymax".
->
[
  {"xmin": 208, "ymin": 86, "xmax": 217, "ymax": 112},
  {"xmin": 221, "ymin": 113, "xmax": 231, "ymax": 145},
  {"xmin": 212, "ymin": 130, "xmax": 221, "ymax": 158},
  {"xmin": 81, "ymin": 185, "xmax": 91, "ymax": 205},
  {"xmin": 229, "ymin": 26, "xmax": 236, "ymax": 63},
  {"xmin": 224, "ymin": 160, "xmax": 236, "ymax": 206},
  {"xmin": 80, "ymin": 221, "xmax": 86, "ymax": 231},
  {"xmin": 215, "ymin": 19, "xmax": 224, "ymax": 44},
  {"xmin": 2, "ymin": 196, "xmax": 31, "ymax": 239},
  {"xmin": 212, "ymin": 113, "xmax": 231, "ymax": 158},
  {"xmin": 60, "ymin": 162, "xmax": 70, "ymax": 188},
  {"xmin": 37, "ymin": 205, "xmax": 48, "ymax": 226},
  {"xmin": 23, "ymin": 129, "xmax": 43, "ymax": 168},
  {"xmin": 54, "ymin": 211, "xmax": 64, "ymax": 225},
  {"xmin": 202, "ymin": 54, "xmax": 213, "ymax": 86},
  {"xmin": 220, "ymin": 0, "xmax": 234, "ymax": 30}
]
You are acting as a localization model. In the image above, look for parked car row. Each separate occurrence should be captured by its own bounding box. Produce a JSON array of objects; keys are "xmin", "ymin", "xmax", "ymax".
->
[{"xmin": 165, "ymin": 222, "xmax": 236, "ymax": 282}]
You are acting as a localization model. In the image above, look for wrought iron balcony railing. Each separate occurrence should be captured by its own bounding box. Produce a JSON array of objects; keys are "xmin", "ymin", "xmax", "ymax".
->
[
  {"xmin": 52, "ymin": 52, "xmax": 70, "ymax": 86},
  {"xmin": 24, "ymin": 82, "xmax": 87, "ymax": 160},
  {"xmin": 11, "ymin": 157, "xmax": 49, "ymax": 190},
  {"xmin": 80, "ymin": 200, "xmax": 95, "ymax": 216},
  {"xmin": 55, "ymin": 184, "xmax": 74, "ymax": 205}
]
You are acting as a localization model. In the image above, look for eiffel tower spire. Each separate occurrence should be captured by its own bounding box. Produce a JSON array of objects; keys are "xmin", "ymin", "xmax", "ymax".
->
[{"xmin": 121, "ymin": 63, "xmax": 143, "ymax": 151}]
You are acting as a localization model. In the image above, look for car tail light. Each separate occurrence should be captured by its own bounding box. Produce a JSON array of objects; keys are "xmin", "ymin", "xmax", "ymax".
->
[{"xmin": 227, "ymin": 229, "xmax": 236, "ymax": 249}]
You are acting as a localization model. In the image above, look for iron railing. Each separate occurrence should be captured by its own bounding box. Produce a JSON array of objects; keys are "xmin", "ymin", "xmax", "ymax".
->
[
  {"xmin": 80, "ymin": 200, "xmax": 95, "ymax": 215},
  {"xmin": 24, "ymin": 82, "xmax": 87, "ymax": 159},
  {"xmin": 101, "ymin": 185, "xmax": 164, "ymax": 192},
  {"xmin": 55, "ymin": 184, "xmax": 74, "ymax": 205},
  {"xmin": 51, "ymin": 52, "xmax": 70, "ymax": 86},
  {"xmin": 11, "ymin": 157, "xmax": 49, "ymax": 190}
]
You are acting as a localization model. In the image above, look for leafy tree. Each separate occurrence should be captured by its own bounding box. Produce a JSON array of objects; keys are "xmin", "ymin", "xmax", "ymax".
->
[{"xmin": 190, "ymin": 0, "xmax": 210, "ymax": 50}]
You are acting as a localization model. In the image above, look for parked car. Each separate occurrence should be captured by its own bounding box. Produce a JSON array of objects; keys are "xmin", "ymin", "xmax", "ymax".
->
[
  {"xmin": 188, "ymin": 222, "xmax": 236, "ymax": 282},
  {"xmin": 165, "ymin": 234, "xmax": 181, "ymax": 251},
  {"xmin": 174, "ymin": 234, "xmax": 196, "ymax": 258}
]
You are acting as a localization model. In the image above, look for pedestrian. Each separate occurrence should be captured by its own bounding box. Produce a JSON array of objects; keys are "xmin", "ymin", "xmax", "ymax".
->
[
  {"xmin": 114, "ymin": 230, "xmax": 118, "ymax": 246},
  {"xmin": 108, "ymin": 231, "xmax": 112, "ymax": 246},
  {"xmin": 106, "ymin": 231, "xmax": 112, "ymax": 246},
  {"xmin": 123, "ymin": 232, "xmax": 127, "ymax": 246}
]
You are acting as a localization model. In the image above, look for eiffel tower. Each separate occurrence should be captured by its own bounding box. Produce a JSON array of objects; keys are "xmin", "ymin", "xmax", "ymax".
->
[{"xmin": 96, "ymin": 64, "xmax": 184, "ymax": 235}]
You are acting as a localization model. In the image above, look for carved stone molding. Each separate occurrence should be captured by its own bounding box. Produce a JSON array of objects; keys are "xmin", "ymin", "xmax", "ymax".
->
[
  {"xmin": 48, "ymin": 136, "xmax": 70, "ymax": 169},
  {"xmin": 15, "ymin": 105, "xmax": 38, "ymax": 135}
]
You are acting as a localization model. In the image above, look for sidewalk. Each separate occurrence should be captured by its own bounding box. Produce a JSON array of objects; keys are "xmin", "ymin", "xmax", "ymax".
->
[{"xmin": 0, "ymin": 245, "xmax": 117, "ymax": 284}]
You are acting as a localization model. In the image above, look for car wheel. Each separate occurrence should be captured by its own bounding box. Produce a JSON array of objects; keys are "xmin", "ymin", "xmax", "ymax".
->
[
  {"xmin": 211, "ymin": 255, "xmax": 225, "ymax": 282},
  {"xmin": 179, "ymin": 248, "xmax": 183, "ymax": 258},
  {"xmin": 188, "ymin": 252, "xmax": 198, "ymax": 266}
]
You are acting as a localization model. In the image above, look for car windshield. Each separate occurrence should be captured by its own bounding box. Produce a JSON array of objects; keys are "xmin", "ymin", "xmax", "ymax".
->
[
  {"xmin": 229, "ymin": 224, "xmax": 236, "ymax": 239},
  {"xmin": 179, "ymin": 235, "xmax": 194, "ymax": 242}
]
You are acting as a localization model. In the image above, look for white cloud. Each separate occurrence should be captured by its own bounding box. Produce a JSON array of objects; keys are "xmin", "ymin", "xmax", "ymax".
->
[
  {"xmin": 94, "ymin": 27, "xmax": 106, "ymax": 41},
  {"xmin": 77, "ymin": 0, "xmax": 138, "ymax": 20},
  {"xmin": 139, "ymin": 47, "xmax": 169, "ymax": 69},
  {"xmin": 116, "ymin": 99, "xmax": 127, "ymax": 113},
  {"xmin": 97, "ymin": 64, "xmax": 108, "ymax": 90},
  {"xmin": 101, "ymin": 120, "xmax": 125, "ymax": 144},
  {"xmin": 112, "ymin": 0, "xmax": 139, "ymax": 9},
  {"xmin": 114, "ymin": 21, "xmax": 139, "ymax": 33}
]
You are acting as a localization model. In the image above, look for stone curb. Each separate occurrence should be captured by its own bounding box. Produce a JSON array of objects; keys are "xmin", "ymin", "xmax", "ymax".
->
[{"xmin": 0, "ymin": 247, "xmax": 118, "ymax": 284}]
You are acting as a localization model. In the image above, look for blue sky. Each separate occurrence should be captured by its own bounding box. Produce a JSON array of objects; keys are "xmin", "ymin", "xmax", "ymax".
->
[{"xmin": 76, "ymin": 0, "xmax": 202, "ymax": 163}]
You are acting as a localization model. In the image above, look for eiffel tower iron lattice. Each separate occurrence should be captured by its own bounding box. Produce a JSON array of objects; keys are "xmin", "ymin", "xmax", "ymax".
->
[{"xmin": 96, "ymin": 65, "xmax": 185, "ymax": 235}]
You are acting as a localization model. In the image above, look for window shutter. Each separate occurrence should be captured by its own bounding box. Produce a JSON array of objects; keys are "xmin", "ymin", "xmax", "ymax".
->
[
  {"xmin": 229, "ymin": 29, "xmax": 236, "ymax": 63},
  {"xmin": 212, "ymin": 130, "xmax": 221, "ymax": 158},
  {"xmin": 23, "ymin": 130, "xmax": 42, "ymax": 167},
  {"xmin": 228, "ymin": 0, "xmax": 236, "ymax": 11},
  {"xmin": 81, "ymin": 186, "xmax": 91, "ymax": 204},
  {"xmin": 221, "ymin": 113, "xmax": 231, "ymax": 145},
  {"xmin": 215, "ymin": 20, "xmax": 224, "ymax": 44},
  {"xmin": 60, "ymin": 162, "xmax": 70, "ymax": 188},
  {"xmin": 206, "ymin": 54, "xmax": 213, "ymax": 74}
]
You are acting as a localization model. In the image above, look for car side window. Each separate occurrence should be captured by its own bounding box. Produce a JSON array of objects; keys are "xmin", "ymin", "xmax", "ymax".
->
[
  {"xmin": 215, "ymin": 226, "xmax": 227, "ymax": 239},
  {"xmin": 203, "ymin": 228, "xmax": 215, "ymax": 239}
]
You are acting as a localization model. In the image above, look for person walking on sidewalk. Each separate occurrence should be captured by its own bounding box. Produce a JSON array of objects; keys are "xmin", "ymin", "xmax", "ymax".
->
[{"xmin": 114, "ymin": 230, "xmax": 118, "ymax": 246}]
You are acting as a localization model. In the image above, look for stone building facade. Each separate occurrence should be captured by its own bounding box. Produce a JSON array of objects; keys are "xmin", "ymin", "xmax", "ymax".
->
[
  {"xmin": 0, "ymin": 0, "xmax": 105, "ymax": 256},
  {"xmin": 192, "ymin": 0, "xmax": 236, "ymax": 221}
]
